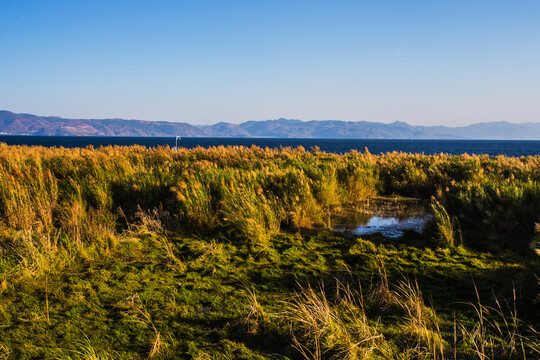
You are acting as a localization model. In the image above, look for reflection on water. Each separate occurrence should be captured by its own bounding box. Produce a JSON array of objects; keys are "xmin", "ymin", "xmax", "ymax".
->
[
  {"xmin": 335, "ymin": 214, "xmax": 433, "ymax": 238},
  {"xmin": 333, "ymin": 199, "xmax": 433, "ymax": 238}
]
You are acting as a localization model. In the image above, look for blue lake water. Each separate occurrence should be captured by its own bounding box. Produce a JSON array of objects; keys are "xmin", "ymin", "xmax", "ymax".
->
[{"xmin": 1, "ymin": 136, "xmax": 540, "ymax": 156}]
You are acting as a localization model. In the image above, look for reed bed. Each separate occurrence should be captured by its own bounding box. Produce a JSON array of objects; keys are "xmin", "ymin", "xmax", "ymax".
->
[
  {"xmin": 0, "ymin": 144, "xmax": 538, "ymax": 358},
  {"xmin": 1, "ymin": 144, "xmax": 540, "ymax": 253}
]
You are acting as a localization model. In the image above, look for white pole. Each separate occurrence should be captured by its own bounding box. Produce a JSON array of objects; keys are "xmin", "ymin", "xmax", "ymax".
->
[{"xmin": 175, "ymin": 136, "xmax": 181, "ymax": 151}]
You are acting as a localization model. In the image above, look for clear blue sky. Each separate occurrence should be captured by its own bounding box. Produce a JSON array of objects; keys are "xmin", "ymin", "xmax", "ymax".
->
[{"xmin": 1, "ymin": 0, "xmax": 539, "ymax": 126}]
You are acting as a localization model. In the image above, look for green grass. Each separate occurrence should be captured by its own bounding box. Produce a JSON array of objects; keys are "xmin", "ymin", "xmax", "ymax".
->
[
  {"xmin": 0, "ymin": 229, "xmax": 537, "ymax": 359},
  {"xmin": 0, "ymin": 145, "xmax": 538, "ymax": 359}
]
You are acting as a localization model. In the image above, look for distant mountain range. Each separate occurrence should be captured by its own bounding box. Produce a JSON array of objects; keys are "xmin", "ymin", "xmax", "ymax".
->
[{"xmin": 1, "ymin": 110, "xmax": 540, "ymax": 139}]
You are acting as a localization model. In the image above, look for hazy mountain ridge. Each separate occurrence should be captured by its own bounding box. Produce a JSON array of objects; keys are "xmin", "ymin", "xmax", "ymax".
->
[{"xmin": 1, "ymin": 111, "xmax": 540, "ymax": 139}]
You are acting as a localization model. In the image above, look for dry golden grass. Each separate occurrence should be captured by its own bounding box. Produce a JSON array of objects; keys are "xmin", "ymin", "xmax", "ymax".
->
[
  {"xmin": 459, "ymin": 285, "xmax": 540, "ymax": 360},
  {"xmin": 283, "ymin": 281, "xmax": 389, "ymax": 360},
  {"xmin": 393, "ymin": 278, "xmax": 445, "ymax": 359},
  {"xmin": 122, "ymin": 293, "xmax": 165, "ymax": 358}
]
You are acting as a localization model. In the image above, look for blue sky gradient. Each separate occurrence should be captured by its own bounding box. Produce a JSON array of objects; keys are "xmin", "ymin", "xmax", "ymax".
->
[{"xmin": 1, "ymin": 0, "xmax": 539, "ymax": 125}]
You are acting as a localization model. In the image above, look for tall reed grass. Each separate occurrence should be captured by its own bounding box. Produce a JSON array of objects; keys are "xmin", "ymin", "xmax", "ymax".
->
[{"xmin": 1, "ymin": 142, "xmax": 539, "ymax": 281}]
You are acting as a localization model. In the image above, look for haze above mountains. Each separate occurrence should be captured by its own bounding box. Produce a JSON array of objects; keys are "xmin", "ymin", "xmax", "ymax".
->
[{"xmin": 1, "ymin": 110, "xmax": 540, "ymax": 140}]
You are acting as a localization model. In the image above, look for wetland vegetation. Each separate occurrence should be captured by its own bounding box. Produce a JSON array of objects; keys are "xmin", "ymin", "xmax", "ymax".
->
[{"xmin": 0, "ymin": 144, "xmax": 538, "ymax": 359}]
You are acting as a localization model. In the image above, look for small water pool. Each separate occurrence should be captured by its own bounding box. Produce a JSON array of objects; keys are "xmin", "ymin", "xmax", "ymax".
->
[
  {"xmin": 333, "ymin": 199, "xmax": 433, "ymax": 238},
  {"xmin": 334, "ymin": 214, "xmax": 433, "ymax": 238}
]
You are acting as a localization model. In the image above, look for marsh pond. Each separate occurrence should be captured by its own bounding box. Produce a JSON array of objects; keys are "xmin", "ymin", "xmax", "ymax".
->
[{"xmin": 333, "ymin": 198, "xmax": 433, "ymax": 238}]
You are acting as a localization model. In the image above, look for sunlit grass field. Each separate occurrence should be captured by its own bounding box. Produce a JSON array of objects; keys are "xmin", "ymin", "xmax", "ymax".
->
[{"xmin": 0, "ymin": 144, "xmax": 538, "ymax": 359}]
